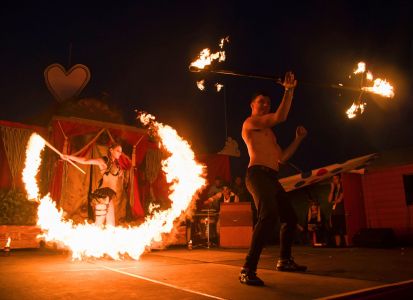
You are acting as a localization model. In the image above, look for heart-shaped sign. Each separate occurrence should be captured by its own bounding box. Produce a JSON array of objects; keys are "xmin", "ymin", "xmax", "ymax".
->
[{"xmin": 44, "ymin": 63, "xmax": 91, "ymax": 102}]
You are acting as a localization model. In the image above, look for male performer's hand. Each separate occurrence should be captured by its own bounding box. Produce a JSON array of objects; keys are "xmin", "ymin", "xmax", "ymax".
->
[{"xmin": 282, "ymin": 71, "xmax": 297, "ymax": 90}]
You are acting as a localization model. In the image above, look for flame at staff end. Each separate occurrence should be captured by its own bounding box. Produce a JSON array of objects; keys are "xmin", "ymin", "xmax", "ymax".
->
[
  {"xmin": 354, "ymin": 62, "xmax": 366, "ymax": 74},
  {"xmin": 346, "ymin": 101, "xmax": 366, "ymax": 119},
  {"xmin": 344, "ymin": 61, "xmax": 395, "ymax": 118},
  {"xmin": 362, "ymin": 78, "xmax": 395, "ymax": 98},
  {"xmin": 352, "ymin": 61, "xmax": 395, "ymax": 98},
  {"xmin": 189, "ymin": 37, "xmax": 229, "ymax": 70}
]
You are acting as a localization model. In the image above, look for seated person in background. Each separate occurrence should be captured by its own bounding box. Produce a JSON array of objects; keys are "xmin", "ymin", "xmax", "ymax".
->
[
  {"xmin": 90, "ymin": 187, "xmax": 117, "ymax": 226},
  {"xmin": 307, "ymin": 200, "xmax": 325, "ymax": 246},
  {"xmin": 207, "ymin": 176, "xmax": 224, "ymax": 198},
  {"xmin": 231, "ymin": 176, "xmax": 252, "ymax": 202},
  {"xmin": 204, "ymin": 185, "xmax": 240, "ymax": 211},
  {"xmin": 203, "ymin": 186, "xmax": 239, "ymax": 244}
]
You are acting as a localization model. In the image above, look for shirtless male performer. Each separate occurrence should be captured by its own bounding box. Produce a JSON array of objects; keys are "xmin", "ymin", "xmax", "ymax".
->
[{"xmin": 239, "ymin": 71, "xmax": 308, "ymax": 286}]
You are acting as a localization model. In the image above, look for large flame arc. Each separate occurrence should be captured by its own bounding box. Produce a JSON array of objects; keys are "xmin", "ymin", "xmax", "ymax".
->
[{"xmin": 23, "ymin": 115, "xmax": 206, "ymax": 260}]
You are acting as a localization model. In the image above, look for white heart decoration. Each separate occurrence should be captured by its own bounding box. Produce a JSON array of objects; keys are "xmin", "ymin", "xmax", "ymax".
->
[{"xmin": 44, "ymin": 63, "xmax": 91, "ymax": 102}]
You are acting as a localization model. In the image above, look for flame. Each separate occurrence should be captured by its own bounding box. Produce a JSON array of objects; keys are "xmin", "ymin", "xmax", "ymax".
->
[
  {"xmin": 366, "ymin": 71, "xmax": 373, "ymax": 81},
  {"xmin": 196, "ymin": 79, "xmax": 206, "ymax": 91},
  {"xmin": 215, "ymin": 83, "xmax": 224, "ymax": 92},
  {"xmin": 219, "ymin": 36, "xmax": 230, "ymax": 49},
  {"xmin": 5, "ymin": 237, "xmax": 11, "ymax": 248},
  {"xmin": 196, "ymin": 80, "xmax": 224, "ymax": 92},
  {"xmin": 23, "ymin": 122, "xmax": 206, "ymax": 260},
  {"xmin": 22, "ymin": 134, "xmax": 45, "ymax": 200},
  {"xmin": 190, "ymin": 37, "xmax": 229, "ymax": 70},
  {"xmin": 352, "ymin": 61, "xmax": 395, "ymax": 98},
  {"xmin": 346, "ymin": 101, "xmax": 366, "ymax": 119},
  {"xmin": 354, "ymin": 62, "xmax": 366, "ymax": 74},
  {"xmin": 190, "ymin": 48, "xmax": 226, "ymax": 70},
  {"xmin": 362, "ymin": 78, "xmax": 395, "ymax": 98}
]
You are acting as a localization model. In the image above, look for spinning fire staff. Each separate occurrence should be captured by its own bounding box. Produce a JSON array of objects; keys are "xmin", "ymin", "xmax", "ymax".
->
[
  {"xmin": 189, "ymin": 38, "xmax": 395, "ymax": 118},
  {"xmin": 190, "ymin": 65, "xmax": 284, "ymax": 83},
  {"xmin": 189, "ymin": 65, "xmax": 394, "ymax": 100},
  {"xmin": 344, "ymin": 61, "xmax": 394, "ymax": 118}
]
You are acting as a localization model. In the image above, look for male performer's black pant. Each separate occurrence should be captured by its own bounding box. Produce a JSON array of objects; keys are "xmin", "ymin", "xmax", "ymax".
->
[{"xmin": 243, "ymin": 165, "xmax": 297, "ymax": 272}]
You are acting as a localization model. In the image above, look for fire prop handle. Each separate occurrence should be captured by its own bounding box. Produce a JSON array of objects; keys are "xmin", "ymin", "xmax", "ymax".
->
[
  {"xmin": 189, "ymin": 66, "xmax": 369, "ymax": 93},
  {"xmin": 40, "ymin": 136, "xmax": 86, "ymax": 175},
  {"xmin": 330, "ymin": 84, "xmax": 366, "ymax": 93},
  {"xmin": 189, "ymin": 65, "xmax": 282, "ymax": 83}
]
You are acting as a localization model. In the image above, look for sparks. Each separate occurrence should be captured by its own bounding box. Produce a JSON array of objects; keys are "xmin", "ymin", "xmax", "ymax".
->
[
  {"xmin": 196, "ymin": 79, "xmax": 206, "ymax": 91},
  {"xmin": 215, "ymin": 83, "xmax": 224, "ymax": 92}
]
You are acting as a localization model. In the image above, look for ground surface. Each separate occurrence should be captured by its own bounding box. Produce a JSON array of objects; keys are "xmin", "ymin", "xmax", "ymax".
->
[{"xmin": 1, "ymin": 245, "xmax": 412, "ymax": 299}]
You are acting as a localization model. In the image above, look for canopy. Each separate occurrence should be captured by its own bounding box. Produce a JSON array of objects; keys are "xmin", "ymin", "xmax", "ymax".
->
[{"xmin": 280, "ymin": 153, "xmax": 378, "ymax": 192}]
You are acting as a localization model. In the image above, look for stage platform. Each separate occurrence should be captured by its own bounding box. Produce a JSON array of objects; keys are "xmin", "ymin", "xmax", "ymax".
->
[{"xmin": 1, "ymin": 245, "xmax": 412, "ymax": 299}]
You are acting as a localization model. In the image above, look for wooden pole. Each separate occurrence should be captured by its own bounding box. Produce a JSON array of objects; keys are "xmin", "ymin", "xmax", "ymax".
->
[{"xmin": 42, "ymin": 138, "xmax": 86, "ymax": 175}]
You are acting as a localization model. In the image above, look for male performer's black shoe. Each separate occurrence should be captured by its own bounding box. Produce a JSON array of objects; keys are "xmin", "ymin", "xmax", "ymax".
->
[
  {"xmin": 239, "ymin": 268, "xmax": 264, "ymax": 286},
  {"xmin": 276, "ymin": 258, "xmax": 307, "ymax": 272}
]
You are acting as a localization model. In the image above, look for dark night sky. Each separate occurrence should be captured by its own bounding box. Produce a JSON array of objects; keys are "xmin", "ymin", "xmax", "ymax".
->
[{"xmin": 1, "ymin": 1, "xmax": 412, "ymax": 176}]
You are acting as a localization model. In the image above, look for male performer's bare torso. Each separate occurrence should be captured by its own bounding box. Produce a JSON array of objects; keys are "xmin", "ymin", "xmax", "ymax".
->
[{"xmin": 242, "ymin": 126, "xmax": 282, "ymax": 172}]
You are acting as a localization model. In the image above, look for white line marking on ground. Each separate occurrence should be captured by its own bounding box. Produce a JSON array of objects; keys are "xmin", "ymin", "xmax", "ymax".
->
[
  {"xmin": 62, "ymin": 266, "xmax": 140, "ymax": 272},
  {"xmin": 96, "ymin": 263, "xmax": 228, "ymax": 300},
  {"xmin": 316, "ymin": 278, "xmax": 413, "ymax": 300}
]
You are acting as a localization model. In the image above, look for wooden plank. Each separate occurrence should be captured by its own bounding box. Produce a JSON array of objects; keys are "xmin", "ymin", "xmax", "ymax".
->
[
  {"xmin": 0, "ymin": 225, "xmax": 41, "ymax": 249},
  {"xmin": 220, "ymin": 226, "xmax": 252, "ymax": 248}
]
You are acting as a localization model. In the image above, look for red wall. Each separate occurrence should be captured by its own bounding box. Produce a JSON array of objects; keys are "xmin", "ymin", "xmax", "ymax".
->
[
  {"xmin": 342, "ymin": 173, "xmax": 366, "ymax": 245},
  {"xmin": 362, "ymin": 163, "xmax": 413, "ymax": 242}
]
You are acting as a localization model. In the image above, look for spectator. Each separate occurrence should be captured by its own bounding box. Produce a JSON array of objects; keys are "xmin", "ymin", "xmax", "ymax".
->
[
  {"xmin": 232, "ymin": 176, "xmax": 252, "ymax": 202},
  {"xmin": 207, "ymin": 176, "xmax": 224, "ymax": 198},
  {"xmin": 328, "ymin": 174, "xmax": 349, "ymax": 247},
  {"xmin": 307, "ymin": 200, "xmax": 325, "ymax": 247},
  {"xmin": 204, "ymin": 185, "xmax": 240, "ymax": 211}
]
